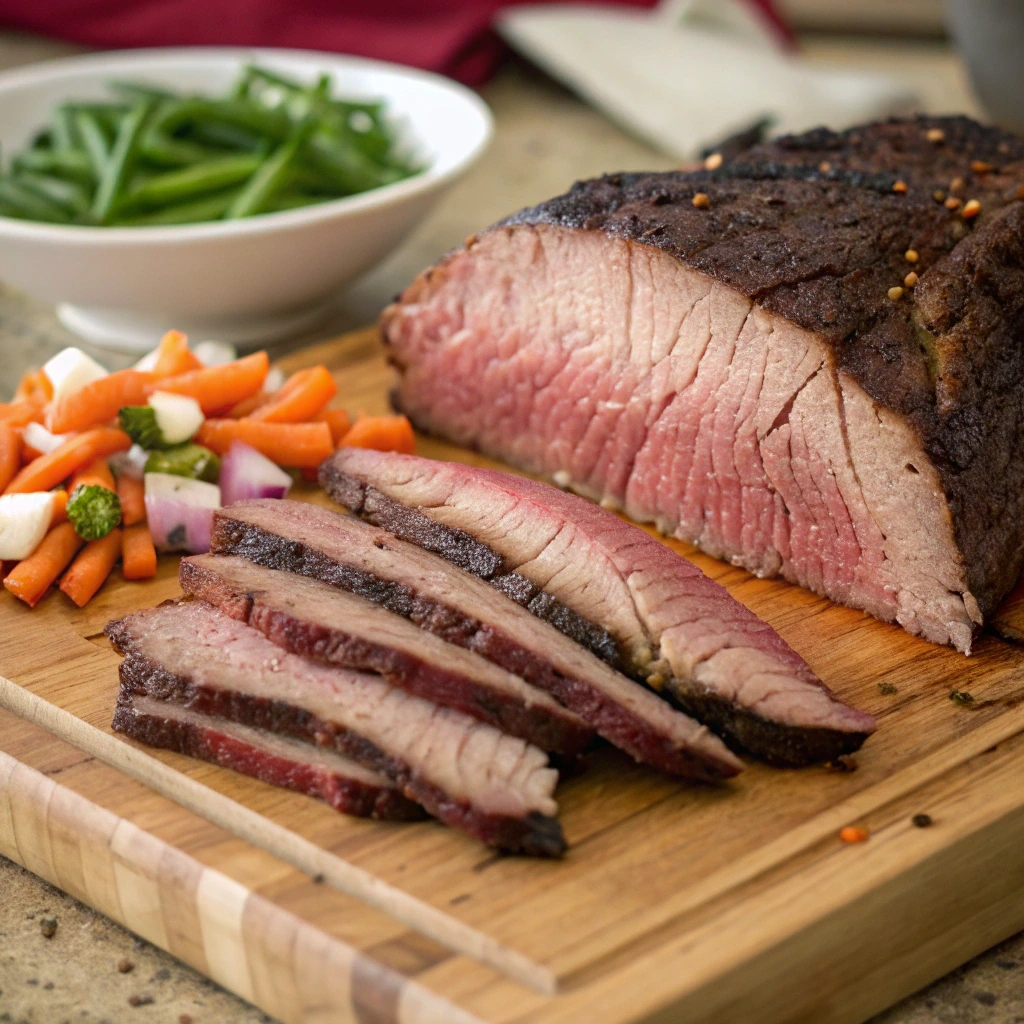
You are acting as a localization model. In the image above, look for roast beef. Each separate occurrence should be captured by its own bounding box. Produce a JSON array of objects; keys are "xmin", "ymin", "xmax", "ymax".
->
[
  {"xmin": 112, "ymin": 689, "xmax": 426, "ymax": 821},
  {"xmin": 321, "ymin": 450, "xmax": 876, "ymax": 765},
  {"xmin": 178, "ymin": 553, "xmax": 592, "ymax": 757},
  {"xmin": 380, "ymin": 116, "xmax": 1024, "ymax": 653},
  {"xmin": 210, "ymin": 499, "xmax": 742, "ymax": 778},
  {"xmin": 106, "ymin": 601, "xmax": 565, "ymax": 855}
]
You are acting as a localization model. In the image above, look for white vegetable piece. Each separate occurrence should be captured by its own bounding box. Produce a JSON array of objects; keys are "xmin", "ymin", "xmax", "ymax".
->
[
  {"xmin": 148, "ymin": 390, "xmax": 204, "ymax": 445},
  {"xmin": 43, "ymin": 347, "xmax": 108, "ymax": 402},
  {"xmin": 22, "ymin": 422, "xmax": 71, "ymax": 455},
  {"xmin": 109, "ymin": 444, "xmax": 149, "ymax": 481},
  {"xmin": 0, "ymin": 492, "xmax": 55, "ymax": 560},
  {"xmin": 144, "ymin": 472, "xmax": 221, "ymax": 554},
  {"xmin": 263, "ymin": 367, "xmax": 286, "ymax": 393},
  {"xmin": 132, "ymin": 347, "xmax": 161, "ymax": 372},
  {"xmin": 220, "ymin": 441, "xmax": 292, "ymax": 506},
  {"xmin": 193, "ymin": 340, "xmax": 237, "ymax": 367}
]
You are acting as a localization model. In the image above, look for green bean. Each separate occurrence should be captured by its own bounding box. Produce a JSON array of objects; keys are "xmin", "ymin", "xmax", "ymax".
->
[
  {"xmin": 113, "ymin": 187, "xmax": 240, "ymax": 226},
  {"xmin": 52, "ymin": 105, "xmax": 77, "ymax": 150},
  {"xmin": 186, "ymin": 120, "xmax": 264, "ymax": 152},
  {"xmin": 109, "ymin": 80, "xmax": 179, "ymax": 103},
  {"xmin": 305, "ymin": 132, "xmax": 401, "ymax": 194},
  {"xmin": 124, "ymin": 153, "xmax": 263, "ymax": 209},
  {"xmin": 0, "ymin": 177, "xmax": 72, "ymax": 222},
  {"xmin": 139, "ymin": 123, "xmax": 216, "ymax": 167},
  {"xmin": 226, "ymin": 134, "xmax": 302, "ymax": 219},
  {"xmin": 15, "ymin": 172, "xmax": 91, "ymax": 216},
  {"xmin": 13, "ymin": 147, "xmax": 94, "ymax": 184},
  {"xmin": 243, "ymin": 64, "xmax": 306, "ymax": 93},
  {"xmin": 150, "ymin": 98, "xmax": 291, "ymax": 143},
  {"xmin": 74, "ymin": 110, "xmax": 111, "ymax": 179},
  {"xmin": 269, "ymin": 191, "xmax": 328, "ymax": 212},
  {"xmin": 92, "ymin": 100, "xmax": 154, "ymax": 223}
]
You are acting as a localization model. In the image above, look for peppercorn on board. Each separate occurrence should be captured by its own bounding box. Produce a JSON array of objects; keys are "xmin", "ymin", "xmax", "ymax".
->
[{"xmin": 5, "ymin": 328, "xmax": 1024, "ymax": 1024}]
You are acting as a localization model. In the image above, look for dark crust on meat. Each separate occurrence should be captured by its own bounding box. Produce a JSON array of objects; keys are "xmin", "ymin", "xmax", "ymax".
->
[
  {"xmin": 208, "ymin": 512, "xmax": 738, "ymax": 782},
  {"xmin": 111, "ymin": 686, "xmax": 426, "ymax": 821},
  {"xmin": 175, "ymin": 556, "xmax": 588, "ymax": 758},
  {"xmin": 496, "ymin": 115, "xmax": 1024, "ymax": 615},
  {"xmin": 321, "ymin": 464, "xmax": 621, "ymax": 665},
  {"xmin": 110, "ymin": 646, "xmax": 565, "ymax": 857},
  {"xmin": 320, "ymin": 462, "xmax": 869, "ymax": 766}
]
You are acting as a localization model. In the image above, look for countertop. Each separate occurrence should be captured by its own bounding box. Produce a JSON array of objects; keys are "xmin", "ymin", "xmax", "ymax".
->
[{"xmin": 1, "ymin": 28, "xmax": 1023, "ymax": 1024}]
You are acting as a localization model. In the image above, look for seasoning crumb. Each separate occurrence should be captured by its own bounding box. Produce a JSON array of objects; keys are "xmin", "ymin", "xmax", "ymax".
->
[
  {"xmin": 971, "ymin": 160, "xmax": 993, "ymax": 174},
  {"xmin": 840, "ymin": 826, "xmax": 870, "ymax": 843},
  {"xmin": 888, "ymin": 286, "xmax": 904, "ymax": 301},
  {"xmin": 704, "ymin": 152, "xmax": 723, "ymax": 171},
  {"xmin": 933, "ymin": 190, "xmax": 947, "ymax": 202},
  {"xmin": 117, "ymin": 958, "xmax": 135, "ymax": 974},
  {"xmin": 926, "ymin": 127, "xmax": 945, "ymax": 143},
  {"xmin": 950, "ymin": 688, "xmax": 975, "ymax": 706},
  {"xmin": 912, "ymin": 813, "xmax": 933, "ymax": 828},
  {"xmin": 692, "ymin": 192, "xmax": 710, "ymax": 209},
  {"xmin": 905, "ymin": 248, "xmax": 919, "ymax": 263},
  {"xmin": 39, "ymin": 918, "xmax": 57, "ymax": 939},
  {"xmin": 818, "ymin": 160, "xmax": 832, "ymax": 173},
  {"xmin": 944, "ymin": 196, "xmax": 963, "ymax": 211},
  {"xmin": 904, "ymin": 271, "xmax": 919, "ymax": 288},
  {"xmin": 312, "ymin": 873, "xmax": 326, "ymax": 885},
  {"xmin": 128, "ymin": 994, "xmax": 155, "ymax": 1007},
  {"xmin": 962, "ymin": 199, "xmax": 982, "ymax": 219},
  {"xmin": 878, "ymin": 681, "xmax": 899, "ymax": 695},
  {"xmin": 892, "ymin": 180, "xmax": 908, "ymax": 194}
]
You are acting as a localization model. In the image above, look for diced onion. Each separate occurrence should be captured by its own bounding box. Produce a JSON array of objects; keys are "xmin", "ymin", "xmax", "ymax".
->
[
  {"xmin": 144, "ymin": 472, "xmax": 220, "ymax": 553},
  {"xmin": 219, "ymin": 441, "xmax": 292, "ymax": 507}
]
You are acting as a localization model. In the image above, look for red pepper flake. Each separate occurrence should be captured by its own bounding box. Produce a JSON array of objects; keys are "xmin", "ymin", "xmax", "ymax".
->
[
  {"xmin": 840, "ymin": 826, "xmax": 870, "ymax": 843},
  {"xmin": 892, "ymin": 180, "xmax": 908, "ymax": 194},
  {"xmin": 692, "ymin": 192, "xmax": 710, "ymax": 209},
  {"xmin": 961, "ymin": 198, "xmax": 982, "ymax": 219},
  {"xmin": 971, "ymin": 160, "xmax": 993, "ymax": 174}
]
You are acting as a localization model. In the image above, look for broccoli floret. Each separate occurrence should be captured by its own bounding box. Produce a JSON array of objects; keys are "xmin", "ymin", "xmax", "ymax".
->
[
  {"xmin": 66, "ymin": 484, "xmax": 122, "ymax": 540},
  {"xmin": 118, "ymin": 405, "xmax": 165, "ymax": 449},
  {"xmin": 144, "ymin": 443, "xmax": 220, "ymax": 483}
]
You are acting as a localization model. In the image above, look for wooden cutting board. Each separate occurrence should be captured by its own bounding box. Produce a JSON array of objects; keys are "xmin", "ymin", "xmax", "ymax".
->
[{"xmin": 4, "ymin": 327, "xmax": 1024, "ymax": 1024}]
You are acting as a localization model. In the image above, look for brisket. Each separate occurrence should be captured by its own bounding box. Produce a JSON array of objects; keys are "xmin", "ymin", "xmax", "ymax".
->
[
  {"xmin": 106, "ymin": 601, "xmax": 565, "ymax": 855},
  {"xmin": 178, "ymin": 553, "xmax": 592, "ymax": 757},
  {"xmin": 210, "ymin": 499, "xmax": 743, "ymax": 778},
  {"xmin": 380, "ymin": 115, "xmax": 1024, "ymax": 653},
  {"xmin": 112, "ymin": 689, "xmax": 426, "ymax": 821}
]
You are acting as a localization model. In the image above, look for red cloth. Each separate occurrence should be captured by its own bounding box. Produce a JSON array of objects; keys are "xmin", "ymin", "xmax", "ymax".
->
[{"xmin": 0, "ymin": 1, "xmax": 790, "ymax": 86}]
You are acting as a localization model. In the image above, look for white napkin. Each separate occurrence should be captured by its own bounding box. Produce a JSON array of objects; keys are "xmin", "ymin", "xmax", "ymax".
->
[{"xmin": 498, "ymin": 0, "xmax": 919, "ymax": 160}]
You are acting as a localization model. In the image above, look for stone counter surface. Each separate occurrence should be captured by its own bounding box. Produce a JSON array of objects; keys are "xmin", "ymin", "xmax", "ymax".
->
[{"xmin": 1, "ymin": 28, "xmax": 1021, "ymax": 1024}]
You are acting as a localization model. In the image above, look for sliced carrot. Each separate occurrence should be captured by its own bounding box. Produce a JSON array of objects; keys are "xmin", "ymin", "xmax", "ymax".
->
[
  {"xmin": 14, "ymin": 368, "xmax": 53, "ymax": 404},
  {"xmin": 196, "ymin": 419, "xmax": 333, "ymax": 469},
  {"xmin": 340, "ymin": 414, "xmax": 415, "ymax": 455},
  {"xmin": 0, "ymin": 399, "xmax": 45, "ymax": 428},
  {"xmin": 121, "ymin": 523, "xmax": 157, "ymax": 580},
  {"xmin": 151, "ymin": 330, "xmax": 202, "ymax": 377},
  {"xmin": 69, "ymin": 456, "xmax": 116, "ymax": 493},
  {"xmin": 0, "ymin": 422, "xmax": 20, "ymax": 492},
  {"xmin": 60, "ymin": 528, "xmax": 122, "ymax": 607},
  {"xmin": 4, "ymin": 522, "xmax": 84, "ymax": 607},
  {"xmin": 156, "ymin": 351, "xmax": 269, "ymax": 415},
  {"xmin": 51, "ymin": 489, "xmax": 68, "ymax": 525},
  {"xmin": 227, "ymin": 390, "xmax": 272, "ymax": 418},
  {"xmin": 116, "ymin": 474, "xmax": 146, "ymax": 526},
  {"xmin": 249, "ymin": 365, "xmax": 337, "ymax": 423},
  {"xmin": 47, "ymin": 369, "xmax": 156, "ymax": 434},
  {"xmin": 317, "ymin": 408, "xmax": 351, "ymax": 447},
  {"xmin": 4, "ymin": 427, "xmax": 131, "ymax": 495}
]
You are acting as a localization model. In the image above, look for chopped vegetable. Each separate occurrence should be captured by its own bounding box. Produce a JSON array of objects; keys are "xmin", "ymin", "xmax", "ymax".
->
[
  {"xmin": 43, "ymin": 347, "xmax": 108, "ymax": 403},
  {"xmin": 50, "ymin": 489, "xmax": 68, "ymax": 525},
  {"xmin": 317, "ymin": 408, "xmax": 351, "ymax": 446},
  {"xmin": 22, "ymin": 422, "xmax": 72, "ymax": 456},
  {"xmin": 121, "ymin": 522, "xmax": 157, "ymax": 579},
  {"xmin": 839, "ymin": 826, "xmax": 870, "ymax": 843},
  {"xmin": 0, "ymin": 399, "xmax": 46, "ymax": 428},
  {"xmin": 66, "ymin": 484, "xmax": 122, "ymax": 540},
  {"xmin": 108, "ymin": 443, "xmax": 149, "ymax": 481},
  {"xmin": 117, "ymin": 405, "xmax": 164, "ymax": 449},
  {"xmin": 340, "ymin": 414, "xmax": 415, "ymax": 454},
  {"xmin": 14, "ymin": 369, "xmax": 53, "ymax": 404},
  {"xmin": 151, "ymin": 330, "xmax": 202, "ymax": 377},
  {"xmin": 0, "ymin": 492, "xmax": 56, "ymax": 559},
  {"xmin": 196, "ymin": 418, "xmax": 333, "ymax": 469},
  {"xmin": 192, "ymin": 340, "xmax": 237, "ymax": 367},
  {"xmin": 249, "ymin": 365, "xmax": 336, "ymax": 423},
  {"xmin": 69, "ymin": 457, "xmax": 116, "ymax": 494},
  {"xmin": 156, "ymin": 351, "xmax": 269, "ymax": 414},
  {"xmin": 219, "ymin": 441, "xmax": 293, "ymax": 506},
  {"xmin": 48, "ymin": 369, "xmax": 155, "ymax": 434},
  {"xmin": 144, "ymin": 472, "xmax": 220, "ymax": 553},
  {"xmin": 3, "ymin": 522, "xmax": 84, "ymax": 607},
  {"xmin": 92, "ymin": 99, "xmax": 154, "ymax": 223},
  {"xmin": 3, "ymin": 427, "xmax": 131, "ymax": 495},
  {"xmin": 144, "ymin": 442, "xmax": 220, "ymax": 483},
  {"xmin": 60, "ymin": 528, "xmax": 122, "ymax": 606},
  {"xmin": 228, "ymin": 390, "xmax": 272, "ymax": 418},
  {"xmin": 116, "ymin": 474, "xmax": 146, "ymax": 526},
  {"xmin": 0, "ymin": 422, "xmax": 20, "ymax": 492},
  {"xmin": 149, "ymin": 390, "xmax": 205, "ymax": 444}
]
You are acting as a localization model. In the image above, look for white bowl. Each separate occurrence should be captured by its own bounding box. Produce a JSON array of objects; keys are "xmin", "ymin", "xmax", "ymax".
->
[{"xmin": 0, "ymin": 48, "xmax": 492, "ymax": 350}]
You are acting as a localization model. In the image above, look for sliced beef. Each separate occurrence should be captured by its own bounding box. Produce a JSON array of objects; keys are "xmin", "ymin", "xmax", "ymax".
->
[
  {"xmin": 210, "ymin": 499, "xmax": 742, "ymax": 778},
  {"xmin": 178, "ymin": 553, "xmax": 592, "ymax": 758},
  {"xmin": 113, "ymin": 689, "xmax": 425, "ymax": 821},
  {"xmin": 380, "ymin": 116, "xmax": 1024, "ymax": 654},
  {"xmin": 106, "ymin": 601, "xmax": 565, "ymax": 855},
  {"xmin": 320, "ymin": 451, "xmax": 876, "ymax": 765}
]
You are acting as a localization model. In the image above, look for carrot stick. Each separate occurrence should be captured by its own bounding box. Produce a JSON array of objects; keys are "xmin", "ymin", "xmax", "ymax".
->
[
  {"xmin": 317, "ymin": 408, "xmax": 351, "ymax": 447},
  {"xmin": 47, "ymin": 369, "xmax": 155, "ymax": 434},
  {"xmin": 69, "ymin": 456, "xmax": 116, "ymax": 493},
  {"xmin": 4, "ymin": 522, "xmax": 84, "ymax": 607},
  {"xmin": 196, "ymin": 419, "xmax": 333, "ymax": 469},
  {"xmin": 14, "ymin": 368, "xmax": 53, "ymax": 404},
  {"xmin": 51, "ymin": 489, "xmax": 68, "ymax": 525},
  {"xmin": 21, "ymin": 444, "xmax": 43, "ymax": 465},
  {"xmin": 340, "ymin": 415, "xmax": 415, "ymax": 455},
  {"xmin": 0, "ymin": 422, "xmax": 20, "ymax": 492},
  {"xmin": 4, "ymin": 427, "xmax": 131, "ymax": 495},
  {"xmin": 155, "ymin": 351, "xmax": 269, "ymax": 415},
  {"xmin": 151, "ymin": 330, "xmax": 202, "ymax": 377},
  {"xmin": 0, "ymin": 399, "xmax": 45, "ymax": 428},
  {"xmin": 227, "ymin": 390, "xmax": 272, "ymax": 418},
  {"xmin": 249, "ymin": 365, "xmax": 337, "ymax": 423},
  {"xmin": 59, "ymin": 528, "xmax": 121, "ymax": 607},
  {"xmin": 116, "ymin": 474, "xmax": 146, "ymax": 526},
  {"xmin": 121, "ymin": 523, "xmax": 157, "ymax": 580}
]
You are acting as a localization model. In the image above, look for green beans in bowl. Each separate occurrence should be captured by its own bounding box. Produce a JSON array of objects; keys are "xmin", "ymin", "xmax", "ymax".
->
[{"xmin": 0, "ymin": 48, "xmax": 491, "ymax": 348}]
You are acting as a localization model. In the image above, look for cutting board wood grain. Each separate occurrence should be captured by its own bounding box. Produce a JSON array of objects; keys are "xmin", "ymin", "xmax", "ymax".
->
[{"xmin": 4, "ymin": 327, "xmax": 1024, "ymax": 1024}]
